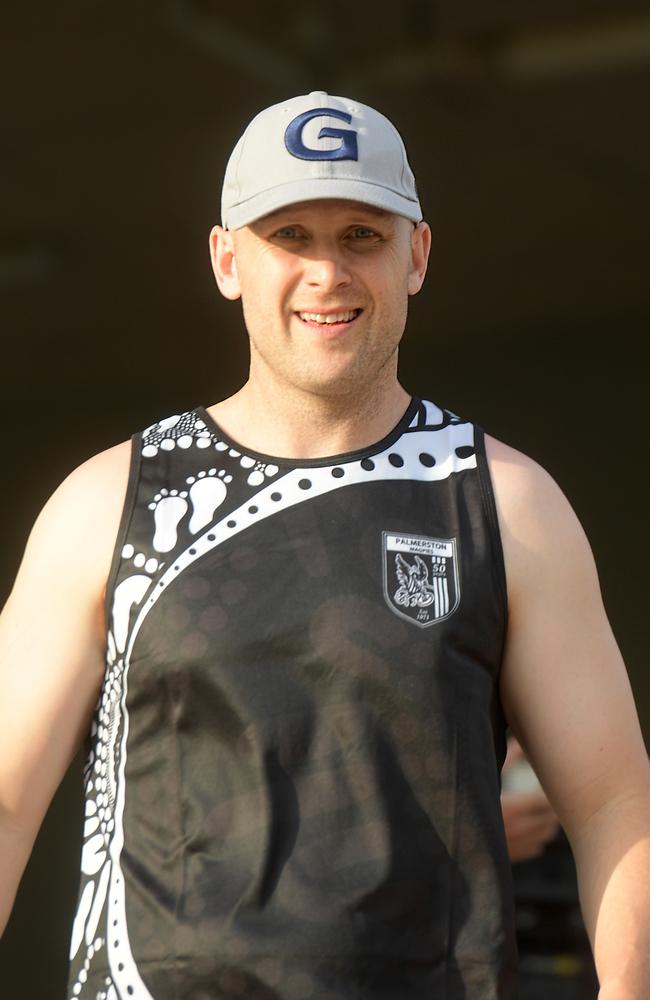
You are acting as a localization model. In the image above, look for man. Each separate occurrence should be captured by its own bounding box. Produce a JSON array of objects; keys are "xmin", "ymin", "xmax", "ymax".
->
[{"xmin": 1, "ymin": 92, "xmax": 649, "ymax": 999}]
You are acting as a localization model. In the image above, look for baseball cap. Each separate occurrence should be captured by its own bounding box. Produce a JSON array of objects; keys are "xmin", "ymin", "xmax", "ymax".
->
[{"xmin": 221, "ymin": 91, "xmax": 422, "ymax": 230}]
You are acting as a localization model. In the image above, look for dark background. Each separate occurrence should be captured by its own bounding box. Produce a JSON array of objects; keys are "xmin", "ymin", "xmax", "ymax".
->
[{"xmin": 1, "ymin": 1, "xmax": 649, "ymax": 995}]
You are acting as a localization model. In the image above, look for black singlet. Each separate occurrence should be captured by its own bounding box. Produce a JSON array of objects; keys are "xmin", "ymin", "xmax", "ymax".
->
[{"xmin": 67, "ymin": 398, "xmax": 518, "ymax": 999}]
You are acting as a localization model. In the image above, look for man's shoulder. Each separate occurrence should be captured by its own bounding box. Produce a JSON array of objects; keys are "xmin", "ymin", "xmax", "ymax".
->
[
  {"xmin": 2, "ymin": 438, "xmax": 135, "ymax": 651},
  {"xmin": 484, "ymin": 434, "xmax": 554, "ymax": 499},
  {"xmin": 484, "ymin": 433, "xmax": 594, "ymax": 604},
  {"xmin": 52, "ymin": 438, "xmax": 133, "ymax": 517},
  {"xmin": 484, "ymin": 434, "xmax": 577, "ymax": 528},
  {"xmin": 23, "ymin": 439, "xmax": 134, "ymax": 589}
]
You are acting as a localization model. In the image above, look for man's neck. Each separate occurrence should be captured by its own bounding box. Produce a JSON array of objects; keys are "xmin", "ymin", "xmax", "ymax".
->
[{"xmin": 206, "ymin": 376, "xmax": 412, "ymax": 461}]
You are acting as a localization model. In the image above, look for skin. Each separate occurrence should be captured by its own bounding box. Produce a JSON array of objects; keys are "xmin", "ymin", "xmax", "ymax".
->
[
  {"xmin": 1, "ymin": 198, "xmax": 650, "ymax": 998},
  {"xmin": 489, "ymin": 437, "xmax": 650, "ymax": 996},
  {"xmin": 207, "ymin": 199, "xmax": 430, "ymax": 458}
]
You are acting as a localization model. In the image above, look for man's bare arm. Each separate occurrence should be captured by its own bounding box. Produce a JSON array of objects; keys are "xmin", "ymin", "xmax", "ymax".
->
[
  {"xmin": 488, "ymin": 436, "xmax": 650, "ymax": 997},
  {"xmin": 0, "ymin": 441, "xmax": 131, "ymax": 936}
]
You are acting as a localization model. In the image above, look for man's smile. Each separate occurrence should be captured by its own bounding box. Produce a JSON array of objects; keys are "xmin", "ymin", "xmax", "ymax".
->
[{"xmin": 295, "ymin": 308, "xmax": 363, "ymax": 329}]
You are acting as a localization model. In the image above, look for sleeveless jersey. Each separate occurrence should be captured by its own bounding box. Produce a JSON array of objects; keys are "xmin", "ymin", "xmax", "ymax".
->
[{"xmin": 67, "ymin": 397, "xmax": 518, "ymax": 999}]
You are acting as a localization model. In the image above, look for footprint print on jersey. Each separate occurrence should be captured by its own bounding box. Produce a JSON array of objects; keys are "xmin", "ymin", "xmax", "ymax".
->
[
  {"xmin": 150, "ymin": 490, "xmax": 188, "ymax": 553},
  {"xmin": 149, "ymin": 469, "xmax": 233, "ymax": 552}
]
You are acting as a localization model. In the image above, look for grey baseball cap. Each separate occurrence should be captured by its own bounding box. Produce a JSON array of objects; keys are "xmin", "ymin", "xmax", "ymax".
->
[{"xmin": 221, "ymin": 91, "xmax": 422, "ymax": 230}]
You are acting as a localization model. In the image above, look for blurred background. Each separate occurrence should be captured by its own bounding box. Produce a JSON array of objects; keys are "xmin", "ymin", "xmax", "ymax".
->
[{"xmin": 1, "ymin": 0, "xmax": 649, "ymax": 995}]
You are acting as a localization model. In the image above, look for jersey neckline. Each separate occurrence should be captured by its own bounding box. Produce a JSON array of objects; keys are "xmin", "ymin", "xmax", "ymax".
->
[{"xmin": 196, "ymin": 396, "xmax": 420, "ymax": 470}]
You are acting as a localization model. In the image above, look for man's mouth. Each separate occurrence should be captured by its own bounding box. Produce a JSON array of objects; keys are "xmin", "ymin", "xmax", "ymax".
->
[{"xmin": 296, "ymin": 308, "xmax": 362, "ymax": 326}]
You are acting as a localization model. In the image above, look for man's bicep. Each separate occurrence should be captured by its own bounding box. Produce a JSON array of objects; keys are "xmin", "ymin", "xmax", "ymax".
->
[
  {"xmin": 0, "ymin": 443, "xmax": 129, "ymax": 833},
  {"xmin": 0, "ymin": 578, "xmax": 103, "ymax": 827},
  {"xmin": 490, "ymin": 440, "xmax": 649, "ymax": 841}
]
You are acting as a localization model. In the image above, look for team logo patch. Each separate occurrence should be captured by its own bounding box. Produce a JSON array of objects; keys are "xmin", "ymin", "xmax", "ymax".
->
[{"xmin": 382, "ymin": 532, "xmax": 460, "ymax": 628}]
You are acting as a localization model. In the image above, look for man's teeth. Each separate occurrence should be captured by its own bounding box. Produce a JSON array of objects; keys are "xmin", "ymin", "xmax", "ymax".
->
[{"xmin": 298, "ymin": 310, "xmax": 359, "ymax": 325}]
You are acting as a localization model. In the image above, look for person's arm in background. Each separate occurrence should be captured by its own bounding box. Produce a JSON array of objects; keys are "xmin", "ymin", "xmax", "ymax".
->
[
  {"xmin": 0, "ymin": 442, "xmax": 130, "ymax": 935},
  {"xmin": 501, "ymin": 736, "xmax": 560, "ymax": 863},
  {"xmin": 489, "ymin": 436, "xmax": 650, "ymax": 999}
]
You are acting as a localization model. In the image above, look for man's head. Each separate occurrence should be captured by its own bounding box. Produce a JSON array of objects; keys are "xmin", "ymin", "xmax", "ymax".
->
[{"xmin": 211, "ymin": 93, "xmax": 430, "ymax": 400}]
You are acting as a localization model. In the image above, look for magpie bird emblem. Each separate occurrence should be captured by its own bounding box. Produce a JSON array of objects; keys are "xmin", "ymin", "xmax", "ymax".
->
[{"xmin": 394, "ymin": 554, "xmax": 435, "ymax": 608}]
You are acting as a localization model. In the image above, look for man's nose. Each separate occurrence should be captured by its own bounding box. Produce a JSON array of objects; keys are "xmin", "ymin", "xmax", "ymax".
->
[{"xmin": 303, "ymin": 249, "xmax": 352, "ymax": 289}]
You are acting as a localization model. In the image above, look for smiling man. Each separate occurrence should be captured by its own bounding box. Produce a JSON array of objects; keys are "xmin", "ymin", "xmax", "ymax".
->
[
  {"xmin": 208, "ymin": 197, "xmax": 428, "ymax": 457},
  {"xmin": 1, "ymin": 92, "xmax": 650, "ymax": 1000},
  {"xmin": 214, "ymin": 199, "xmax": 424, "ymax": 408}
]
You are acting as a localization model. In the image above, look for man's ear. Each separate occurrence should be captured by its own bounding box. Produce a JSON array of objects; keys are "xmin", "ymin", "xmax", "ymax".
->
[
  {"xmin": 209, "ymin": 225, "xmax": 241, "ymax": 300},
  {"xmin": 407, "ymin": 221, "xmax": 432, "ymax": 296}
]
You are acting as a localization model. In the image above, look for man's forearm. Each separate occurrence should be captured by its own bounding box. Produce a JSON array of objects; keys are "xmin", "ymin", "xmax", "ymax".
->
[{"xmin": 572, "ymin": 788, "xmax": 650, "ymax": 997}]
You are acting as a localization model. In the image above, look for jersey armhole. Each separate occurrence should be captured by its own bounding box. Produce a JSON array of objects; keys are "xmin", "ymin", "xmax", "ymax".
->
[
  {"xmin": 102, "ymin": 433, "xmax": 142, "ymax": 649},
  {"xmin": 474, "ymin": 425, "xmax": 509, "ymax": 631}
]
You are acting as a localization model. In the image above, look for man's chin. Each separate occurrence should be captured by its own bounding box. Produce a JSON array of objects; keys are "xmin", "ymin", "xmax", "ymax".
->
[{"xmin": 285, "ymin": 366, "xmax": 380, "ymax": 400}]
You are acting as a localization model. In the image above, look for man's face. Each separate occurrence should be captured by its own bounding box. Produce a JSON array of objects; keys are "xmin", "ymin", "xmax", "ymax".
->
[{"xmin": 211, "ymin": 199, "xmax": 430, "ymax": 399}]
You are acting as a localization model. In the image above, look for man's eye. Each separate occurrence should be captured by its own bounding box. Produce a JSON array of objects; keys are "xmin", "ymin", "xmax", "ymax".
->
[
  {"xmin": 274, "ymin": 226, "xmax": 300, "ymax": 238},
  {"xmin": 349, "ymin": 227, "xmax": 378, "ymax": 240}
]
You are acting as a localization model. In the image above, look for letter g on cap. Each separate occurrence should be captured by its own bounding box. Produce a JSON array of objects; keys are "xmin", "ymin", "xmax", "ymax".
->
[{"xmin": 284, "ymin": 108, "xmax": 359, "ymax": 161}]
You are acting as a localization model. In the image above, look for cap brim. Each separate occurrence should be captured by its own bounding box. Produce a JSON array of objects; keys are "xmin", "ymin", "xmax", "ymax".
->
[{"xmin": 223, "ymin": 178, "xmax": 422, "ymax": 229}]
